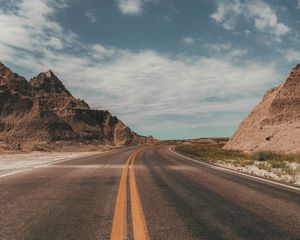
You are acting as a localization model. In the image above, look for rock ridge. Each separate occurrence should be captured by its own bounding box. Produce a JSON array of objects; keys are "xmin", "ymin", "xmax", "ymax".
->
[{"xmin": 0, "ymin": 61, "xmax": 155, "ymax": 151}]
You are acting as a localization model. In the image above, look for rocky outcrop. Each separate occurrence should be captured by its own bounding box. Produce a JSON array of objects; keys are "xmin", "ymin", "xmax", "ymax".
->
[
  {"xmin": 224, "ymin": 64, "xmax": 300, "ymax": 153},
  {"xmin": 30, "ymin": 70, "xmax": 73, "ymax": 97},
  {"xmin": 0, "ymin": 62, "xmax": 31, "ymax": 96},
  {"xmin": 0, "ymin": 61, "xmax": 155, "ymax": 150}
]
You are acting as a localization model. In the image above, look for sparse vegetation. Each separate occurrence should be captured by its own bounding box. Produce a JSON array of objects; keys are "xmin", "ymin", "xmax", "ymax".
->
[
  {"xmin": 175, "ymin": 140, "xmax": 300, "ymax": 185},
  {"xmin": 269, "ymin": 160, "xmax": 287, "ymax": 169},
  {"xmin": 176, "ymin": 141, "xmax": 249, "ymax": 163},
  {"xmin": 252, "ymin": 151, "xmax": 278, "ymax": 161},
  {"xmin": 251, "ymin": 151, "xmax": 300, "ymax": 163}
]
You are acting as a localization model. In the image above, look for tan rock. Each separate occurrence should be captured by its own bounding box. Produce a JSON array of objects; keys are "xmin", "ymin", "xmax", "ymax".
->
[{"xmin": 224, "ymin": 64, "xmax": 300, "ymax": 153}]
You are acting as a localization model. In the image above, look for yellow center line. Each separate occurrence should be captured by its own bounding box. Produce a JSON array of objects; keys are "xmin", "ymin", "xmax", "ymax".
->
[
  {"xmin": 110, "ymin": 154, "xmax": 132, "ymax": 240},
  {"xmin": 110, "ymin": 150, "xmax": 150, "ymax": 240},
  {"xmin": 130, "ymin": 151, "xmax": 150, "ymax": 240}
]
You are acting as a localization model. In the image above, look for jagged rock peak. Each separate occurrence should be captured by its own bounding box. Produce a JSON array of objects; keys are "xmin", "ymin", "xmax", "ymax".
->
[
  {"xmin": 0, "ymin": 61, "xmax": 14, "ymax": 77},
  {"xmin": 0, "ymin": 60, "xmax": 156, "ymax": 149},
  {"xmin": 287, "ymin": 63, "xmax": 300, "ymax": 79},
  {"xmin": 0, "ymin": 61, "xmax": 31, "ymax": 96},
  {"xmin": 293, "ymin": 63, "xmax": 300, "ymax": 70},
  {"xmin": 45, "ymin": 69, "xmax": 54, "ymax": 78},
  {"xmin": 0, "ymin": 61, "xmax": 26, "ymax": 83},
  {"xmin": 30, "ymin": 70, "xmax": 71, "ymax": 96}
]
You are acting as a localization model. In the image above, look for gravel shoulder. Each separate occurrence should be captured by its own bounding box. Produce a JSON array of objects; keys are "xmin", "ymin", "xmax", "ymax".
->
[{"xmin": 0, "ymin": 151, "xmax": 100, "ymax": 176}]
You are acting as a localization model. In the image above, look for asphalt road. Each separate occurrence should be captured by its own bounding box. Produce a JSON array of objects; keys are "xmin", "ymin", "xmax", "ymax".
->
[{"xmin": 0, "ymin": 145, "xmax": 299, "ymax": 240}]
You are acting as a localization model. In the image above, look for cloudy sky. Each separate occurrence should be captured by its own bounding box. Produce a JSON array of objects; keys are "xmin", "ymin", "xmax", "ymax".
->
[{"xmin": 1, "ymin": 0, "xmax": 300, "ymax": 139}]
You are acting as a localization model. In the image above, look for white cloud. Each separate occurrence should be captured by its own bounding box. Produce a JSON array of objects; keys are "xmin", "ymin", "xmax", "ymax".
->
[
  {"xmin": 206, "ymin": 42, "xmax": 233, "ymax": 52},
  {"xmin": 0, "ymin": 0, "xmax": 282, "ymax": 138},
  {"xmin": 210, "ymin": 0, "xmax": 242, "ymax": 30},
  {"xmin": 85, "ymin": 10, "xmax": 96, "ymax": 23},
  {"xmin": 7, "ymin": 46, "xmax": 278, "ymax": 131},
  {"xmin": 116, "ymin": 0, "xmax": 158, "ymax": 15},
  {"xmin": 0, "ymin": 0, "xmax": 76, "ymax": 53},
  {"xmin": 298, "ymin": 0, "xmax": 300, "ymax": 9},
  {"xmin": 246, "ymin": 1, "xmax": 289, "ymax": 39},
  {"xmin": 205, "ymin": 42, "xmax": 248, "ymax": 58},
  {"xmin": 182, "ymin": 37, "xmax": 195, "ymax": 45},
  {"xmin": 281, "ymin": 48, "xmax": 300, "ymax": 63},
  {"xmin": 117, "ymin": 0, "xmax": 143, "ymax": 15},
  {"xmin": 211, "ymin": 0, "xmax": 289, "ymax": 42}
]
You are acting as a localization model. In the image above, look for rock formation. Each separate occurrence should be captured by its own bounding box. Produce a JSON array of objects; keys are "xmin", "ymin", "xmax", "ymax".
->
[
  {"xmin": 0, "ymin": 61, "xmax": 155, "ymax": 151},
  {"xmin": 224, "ymin": 64, "xmax": 300, "ymax": 153}
]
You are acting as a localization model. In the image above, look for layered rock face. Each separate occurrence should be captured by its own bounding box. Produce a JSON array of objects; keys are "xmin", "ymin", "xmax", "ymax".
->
[
  {"xmin": 0, "ymin": 62, "xmax": 153, "ymax": 149},
  {"xmin": 224, "ymin": 64, "xmax": 300, "ymax": 153}
]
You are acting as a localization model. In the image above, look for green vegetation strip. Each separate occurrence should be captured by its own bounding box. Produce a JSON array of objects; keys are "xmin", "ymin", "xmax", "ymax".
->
[{"xmin": 175, "ymin": 141, "xmax": 249, "ymax": 163}]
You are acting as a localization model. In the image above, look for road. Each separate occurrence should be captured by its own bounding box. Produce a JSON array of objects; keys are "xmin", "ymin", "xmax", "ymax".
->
[{"xmin": 0, "ymin": 145, "xmax": 299, "ymax": 240}]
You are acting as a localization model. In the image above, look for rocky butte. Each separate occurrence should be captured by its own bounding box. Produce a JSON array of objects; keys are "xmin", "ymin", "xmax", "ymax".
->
[
  {"xmin": 224, "ymin": 64, "xmax": 300, "ymax": 153},
  {"xmin": 0, "ymin": 61, "xmax": 155, "ymax": 151}
]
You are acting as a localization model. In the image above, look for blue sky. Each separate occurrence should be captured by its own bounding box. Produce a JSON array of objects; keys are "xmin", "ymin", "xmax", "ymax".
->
[{"xmin": 1, "ymin": 0, "xmax": 300, "ymax": 139}]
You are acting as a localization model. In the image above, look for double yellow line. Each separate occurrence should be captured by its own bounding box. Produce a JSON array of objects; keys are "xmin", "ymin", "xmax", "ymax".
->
[{"xmin": 110, "ymin": 150, "xmax": 149, "ymax": 240}]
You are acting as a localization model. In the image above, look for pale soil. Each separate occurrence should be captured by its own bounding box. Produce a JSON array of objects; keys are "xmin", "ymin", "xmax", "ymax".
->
[
  {"xmin": 0, "ymin": 151, "xmax": 101, "ymax": 176},
  {"xmin": 215, "ymin": 160, "xmax": 300, "ymax": 186}
]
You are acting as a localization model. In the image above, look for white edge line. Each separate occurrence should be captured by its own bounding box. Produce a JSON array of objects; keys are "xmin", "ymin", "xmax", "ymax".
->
[
  {"xmin": 0, "ymin": 148, "xmax": 121, "ymax": 179},
  {"xmin": 169, "ymin": 146, "xmax": 300, "ymax": 192}
]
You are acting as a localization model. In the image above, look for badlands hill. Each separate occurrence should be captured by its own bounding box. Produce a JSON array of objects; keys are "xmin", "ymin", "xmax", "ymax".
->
[
  {"xmin": 224, "ymin": 64, "xmax": 300, "ymax": 153},
  {"xmin": 0, "ymin": 61, "xmax": 155, "ymax": 151}
]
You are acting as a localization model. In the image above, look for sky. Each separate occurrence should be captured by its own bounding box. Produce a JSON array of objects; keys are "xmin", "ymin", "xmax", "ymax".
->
[{"xmin": 0, "ymin": 0, "xmax": 300, "ymax": 140}]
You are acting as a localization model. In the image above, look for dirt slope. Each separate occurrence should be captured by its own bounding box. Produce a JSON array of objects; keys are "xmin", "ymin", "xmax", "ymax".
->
[{"xmin": 224, "ymin": 64, "xmax": 300, "ymax": 153}]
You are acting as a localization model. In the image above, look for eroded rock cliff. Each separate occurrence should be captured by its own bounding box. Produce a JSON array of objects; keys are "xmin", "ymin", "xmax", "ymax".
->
[
  {"xmin": 224, "ymin": 64, "xmax": 300, "ymax": 153},
  {"xmin": 0, "ymin": 62, "xmax": 155, "ymax": 151}
]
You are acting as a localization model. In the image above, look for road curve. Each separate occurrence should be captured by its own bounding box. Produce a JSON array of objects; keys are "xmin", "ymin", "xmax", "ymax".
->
[
  {"xmin": 0, "ymin": 145, "xmax": 299, "ymax": 240},
  {"xmin": 136, "ymin": 146, "xmax": 300, "ymax": 240}
]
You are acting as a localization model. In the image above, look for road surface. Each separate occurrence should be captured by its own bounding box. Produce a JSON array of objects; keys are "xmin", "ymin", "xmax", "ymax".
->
[{"xmin": 0, "ymin": 145, "xmax": 299, "ymax": 240}]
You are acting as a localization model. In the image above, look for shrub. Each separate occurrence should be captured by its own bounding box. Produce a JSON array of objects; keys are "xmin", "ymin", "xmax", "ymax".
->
[
  {"xmin": 269, "ymin": 160, "xmax": 286, "ymax": 168},
  {"xmin": 252, "ymin": 151, "xmax": 300, "ymax": 163},
  {"xmin": 252, "ymin": 151, "xmax": 279, "ymax": 161}
]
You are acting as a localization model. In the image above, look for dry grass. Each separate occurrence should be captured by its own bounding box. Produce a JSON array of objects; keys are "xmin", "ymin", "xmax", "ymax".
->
[
  {"xmin": 175, "ymin": 141, "xmax": 249, "ymax": 164},
  {"xmin": 252, "ymin": 151, "xmax": 300, "ymax": 164},
  {"xmin": 251, "ymin": 151, "xmax": 300, "ymax": 176},
  {"xmin": 175, "ymin": 141, "xmax": 300, "ymax": 180}
]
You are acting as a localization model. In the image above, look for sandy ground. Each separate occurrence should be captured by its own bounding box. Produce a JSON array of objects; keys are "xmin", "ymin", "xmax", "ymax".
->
[
  {"xmin": 0, "ymin": 152, "xmax": 100, "ymax": 177},
  {"xmin": 216, "ymin": 161, "xmax": 300, "ymax": 186}
]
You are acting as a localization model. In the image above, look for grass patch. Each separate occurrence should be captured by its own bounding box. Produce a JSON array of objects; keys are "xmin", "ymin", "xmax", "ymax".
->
[
  {"xmin": 252, "ymin": 151, "xmax": 300, "ymax": 163},
  {"xmin": 175, "ymin": 141, "xmax": 249, "ymax": 163},
  {"xmin": 175, "ymin": 142, "xmax": 300, "ymax": 177},
  {"xmin": 175, "ymin": 141, "xmax": 300, "ymax": 184}
]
